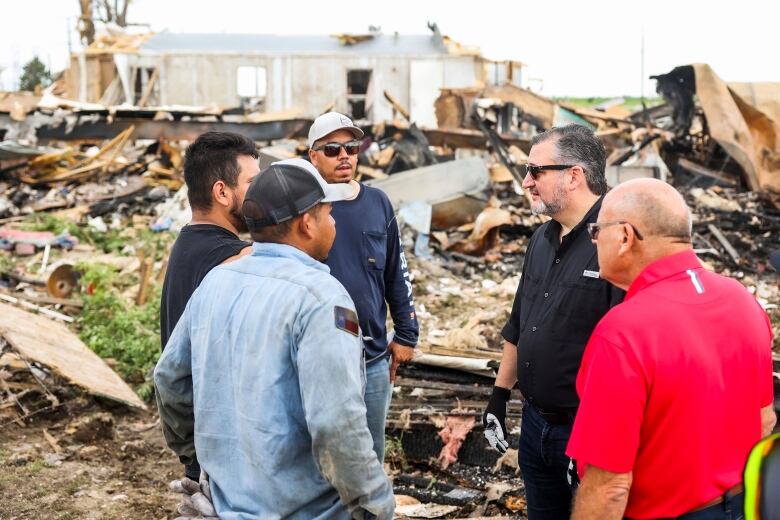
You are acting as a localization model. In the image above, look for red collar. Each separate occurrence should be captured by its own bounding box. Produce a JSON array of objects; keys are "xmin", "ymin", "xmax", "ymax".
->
[{"xmin": 625, "ymin": 250, "xmax": 702, "ymax": 301}]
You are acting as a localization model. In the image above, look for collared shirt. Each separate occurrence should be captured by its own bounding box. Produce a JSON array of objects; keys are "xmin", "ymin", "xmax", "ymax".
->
[
  {"xmin": 501, "ymin": 197, "xmax": 624, "ymax": 411},
  {"xmin": 154, "ymin": 242, "xmax": 394, "ymax": 520},
  {"xmin": 567, "ymin": 250, "xmax": 774, "ymax": 519},
  {"xmin": 327, "ymin": 184, "xmax": 418, "ymax": 363}
]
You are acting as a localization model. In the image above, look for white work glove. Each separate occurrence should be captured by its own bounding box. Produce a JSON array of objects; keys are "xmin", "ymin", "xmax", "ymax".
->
[{"xmin": 170, "ymin": 471, "xmax": 217, "ymax": 519}]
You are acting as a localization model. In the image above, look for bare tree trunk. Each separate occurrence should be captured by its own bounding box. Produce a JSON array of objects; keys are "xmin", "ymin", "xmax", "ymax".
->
[
  {"xmin": 117, "ymin": 0, "xmax": 130, "ymax": 27},
  {"xmin": 77, "ymin": 0, "xmax": 95, "ymax": 45}
]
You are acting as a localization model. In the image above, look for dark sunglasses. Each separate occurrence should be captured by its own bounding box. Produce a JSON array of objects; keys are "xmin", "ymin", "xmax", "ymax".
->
[
  {"xmin": 522, "ymin": 164, "xmax": 574, "ymax": 179},
  {"xmin": 313, "ymin": 140, "xmax": 361, "ymax": 157},
  {"xmin": 587, "ymin": 221, "xmax": 645, "ymax": 241}
]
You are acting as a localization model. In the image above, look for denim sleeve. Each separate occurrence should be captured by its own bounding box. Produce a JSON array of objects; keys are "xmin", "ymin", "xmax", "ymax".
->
[
  {"xmin": 295, "ymin": 293, "xmax": 395, "ymax": 520},
  {"xmin": 383, "ymin": 214, "xmax": 419, "ymax": 347},
  {"xmin": 154, "ymin": 302, "xmax": 196, "ymax": 466}
]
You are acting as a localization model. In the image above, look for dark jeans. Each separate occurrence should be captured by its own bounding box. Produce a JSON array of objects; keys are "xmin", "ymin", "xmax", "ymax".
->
[
  {"xmin": 184, "ymin": 459, "xmax": 200, "ymax": 481},
  {"xmin": 518, "ymin": 402, "xmax": 575, "ymax": 520},
  {"xmin": 660, "ymin": 491, "xmax": 744, "ymax": 520}
]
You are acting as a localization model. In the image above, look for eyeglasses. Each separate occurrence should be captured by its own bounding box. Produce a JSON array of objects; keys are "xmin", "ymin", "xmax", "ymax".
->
[
  {"xmin": 521, "ymin": 164, "xmax": 574, "ymax": 179},
  {"xmin": 587, "ymin": 221, "xmax": 645, "ymax": 241},
  {"xmin": 312, "ymin": 140, "xmax": 361, "ymax": 157}
]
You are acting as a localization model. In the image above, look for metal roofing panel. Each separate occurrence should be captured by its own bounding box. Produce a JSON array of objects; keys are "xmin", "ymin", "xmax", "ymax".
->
[{"xmin": 142, "ymin": 32, "xmax": 447, "ymax": 56}]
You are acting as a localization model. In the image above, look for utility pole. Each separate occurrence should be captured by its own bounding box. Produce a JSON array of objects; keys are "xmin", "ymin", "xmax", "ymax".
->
[
  {"xmin": 640, "ymin": 28, "xmax": 645, "ymax": 101},
  {"xmin": 67, "ymin": 16, "xmax": 72, "ymax": 54},
  {"xmin": 640, "ymin": 27, "xmax": 649, "ymax": 124}
]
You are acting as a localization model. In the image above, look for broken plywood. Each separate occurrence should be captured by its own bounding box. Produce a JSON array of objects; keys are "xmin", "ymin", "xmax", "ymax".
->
[
  {"xmin": 0, "ymin": 302, "xmax": 146, "ymax": 410},
  {"xmin": 692, "ymin": 64, "xmax": 780, "ymax": 192}
]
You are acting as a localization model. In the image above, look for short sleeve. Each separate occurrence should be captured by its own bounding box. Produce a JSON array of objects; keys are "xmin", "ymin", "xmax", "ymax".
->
[
  {"xmin": 500, "ymin": 275, "xmax": 524, "ymax": 345},
  {"xmin": 566, "ymin": 331, "xmax": 648, "ymax": 474},
  {"xmin": 760, "ymin": 311, "xmax": 775, "ymax": 407},
  {"xmin": 501, "ymin": 234, "xmax": 536, "ymax": 345}
]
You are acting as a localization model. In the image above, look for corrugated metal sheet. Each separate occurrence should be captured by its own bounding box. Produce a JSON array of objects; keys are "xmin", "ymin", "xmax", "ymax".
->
[
  {"xmin": 0, "ymin": 141, "xmax": 57, "ymax": 161},
  {"xmin": 142, "ymin": 33, "xmax": 447, "ymax": 56}
]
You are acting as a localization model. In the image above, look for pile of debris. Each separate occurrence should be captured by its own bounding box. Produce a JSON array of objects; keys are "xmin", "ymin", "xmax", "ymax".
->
[
  {"xmin": 0, "ymin": 132, "xmax": 181, "ymax": 222},
  {"xmin": 1, "ymin": 61, "xmax": 780, "ymax": 519}
]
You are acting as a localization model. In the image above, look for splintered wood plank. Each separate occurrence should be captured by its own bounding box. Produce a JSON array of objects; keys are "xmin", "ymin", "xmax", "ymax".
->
[{"xmin": 0, "ymin": 302, "xmax": 146, "ymax": 410}]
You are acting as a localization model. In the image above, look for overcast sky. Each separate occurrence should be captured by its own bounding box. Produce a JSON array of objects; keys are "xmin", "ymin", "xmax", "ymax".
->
[{"xmin": 1, "ymin": 0, "xmax": 778, "ymax": 97}]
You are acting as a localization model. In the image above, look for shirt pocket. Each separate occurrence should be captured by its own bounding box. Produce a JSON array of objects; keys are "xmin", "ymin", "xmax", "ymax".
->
[
  {"xmin": 517, "ymin": 273, "xmax": 542, "ymax": 331},
  {"xmin": 552, "ymin": 278, "xmax": 608, "ymax": 343},
  {"xmin": 362, "ymin": 231, "xmax": 387, "ymax": 271}
]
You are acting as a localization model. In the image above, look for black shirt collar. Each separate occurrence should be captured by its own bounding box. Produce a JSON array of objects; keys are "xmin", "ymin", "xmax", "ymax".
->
[{"xmin": 543, "ymin": 195, "xmax": 604, "ymax": 246}]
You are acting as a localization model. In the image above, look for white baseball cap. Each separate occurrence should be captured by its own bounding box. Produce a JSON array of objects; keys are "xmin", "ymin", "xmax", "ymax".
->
[{"xmin": 307, "ymin": 112, "xmax": 365, "ymax": 148}]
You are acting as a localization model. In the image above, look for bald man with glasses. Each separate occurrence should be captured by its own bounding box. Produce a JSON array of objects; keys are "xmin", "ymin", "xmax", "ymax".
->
[{"xmin": 568, "ymin": 178, "xmax": 775, "ymax": 520}]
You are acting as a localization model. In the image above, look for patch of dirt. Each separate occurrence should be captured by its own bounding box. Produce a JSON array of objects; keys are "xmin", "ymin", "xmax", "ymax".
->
[{"xmin": 0, "ymin": 399, "xmax": 179, "ymax": 520}]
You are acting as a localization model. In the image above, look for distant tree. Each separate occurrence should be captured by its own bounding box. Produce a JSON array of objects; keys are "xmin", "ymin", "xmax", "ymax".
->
[
  {"xmin": 19, "ymin": 57, "xmax": 53, "ymax": 92},
  {"xmin": 95, "ymin": 0, "xmax": 132, "ymax": 27},
  {"xmin": 77, "ymin": 0, "xmax": 133, "ymax": 45},
  {"xmin": 78, "ymin": 0, "xmax": 96, "ymax": 45}
]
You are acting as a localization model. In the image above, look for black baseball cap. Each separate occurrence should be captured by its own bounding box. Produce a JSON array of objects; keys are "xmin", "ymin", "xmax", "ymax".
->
[{"xmin": 242, "ymin": 158, "xmax": 354, "ymax": 230}]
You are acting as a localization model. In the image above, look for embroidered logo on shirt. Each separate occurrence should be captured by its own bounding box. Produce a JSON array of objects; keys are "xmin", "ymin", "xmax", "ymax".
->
[
  {"xmin": 334, "ymin": 306, "xmax": 359, "ymax": 336},
  {"xmin": 582, "ymin": 270, "xmax": 600, "ymax": 279},
  {"xmin": 686, "ymin": 269, "xmax": 705, "ymax": 294}
]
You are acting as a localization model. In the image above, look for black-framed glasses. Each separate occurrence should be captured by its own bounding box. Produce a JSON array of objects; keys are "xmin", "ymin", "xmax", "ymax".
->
[
  {"xmin": 312, "ymin": 140, "xmax": 361, "ymax": 157},
  {"xmin": 587, "ymin": 221, "xmax": 645, "ymax": 241},
  {"xmin": 521, "ymin": 164, "xmax": 574, "ymax": 179}
]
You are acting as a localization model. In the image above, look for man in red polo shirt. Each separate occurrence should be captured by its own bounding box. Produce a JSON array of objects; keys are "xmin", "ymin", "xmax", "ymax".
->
[{"xmin": 567, "ymin": 178, "xmax": 777, "ymax": 520}]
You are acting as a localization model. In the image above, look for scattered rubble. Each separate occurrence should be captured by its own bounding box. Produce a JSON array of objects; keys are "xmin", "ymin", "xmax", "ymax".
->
[
  {"xmin": 1, "ymin": 60, "xmax": 779, "ymax": 519},
  {"xmin": 65, "ymin": 412, "xmax": 116, "ymax": 443}
]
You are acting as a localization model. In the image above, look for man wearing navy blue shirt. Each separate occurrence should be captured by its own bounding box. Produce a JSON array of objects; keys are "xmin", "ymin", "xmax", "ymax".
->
[{"xmin": 308, "ymin": 112, "xmax": 419, "ymax": 463}]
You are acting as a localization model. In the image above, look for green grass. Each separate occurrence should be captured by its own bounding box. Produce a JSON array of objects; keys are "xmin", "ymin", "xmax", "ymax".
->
[
  {"xmin": 385, "ymin": 435, "xmax": 409, "ymax": 471},
  {"xmin": 555, "ymin": 96, "xmax": 664, "ymax": 112},
  {"xmin": 26, "ymin": 459, "xmax": 45, "ymax": 474},
  {"xmin": 20, "ymin": 213, "xmax": 171, "ymax": 258},
  {"xmin": 15, "ymin": 213, "xmax": 175, "ymax": 401},
  {"xmin": 77, "ymin": 262, "xmax": 162, "ymax": 401},
  {"xmin": 62, "ymin": 473, "xmax": 90, "ymax": 496},
  {"xmin": 0, "ymin": 253, "xmax": 14, "ymax": 273}
]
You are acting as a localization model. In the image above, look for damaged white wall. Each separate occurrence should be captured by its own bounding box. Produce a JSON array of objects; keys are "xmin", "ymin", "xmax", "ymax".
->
[{"xmin": 130, "ymin": 51, "xmax": 485, "ymax": 125}]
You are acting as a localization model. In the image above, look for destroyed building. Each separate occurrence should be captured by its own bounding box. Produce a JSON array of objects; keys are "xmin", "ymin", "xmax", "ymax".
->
[
  {"xmin": 63, "ymin": 24, "xmax": 525, "ymax": 126},
  {"xmin": 1, "ymin": 49, "xmax": 779, "ymax": 518}
]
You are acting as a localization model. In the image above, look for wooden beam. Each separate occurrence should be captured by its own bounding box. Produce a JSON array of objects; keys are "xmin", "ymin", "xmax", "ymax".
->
[
  {"xmin": 707, "ymin": 224, "xmax": 740, "ymax": 264},
  {"xmin": 137, "ymin": 68, "xmax": 159, "ymax": 108},
  {"xmin": 100, "ymin": 124, "xmax": 135, "ymax": 175},
  {"xmin": 383, "ymin": 90, "xmax": 410, "ymax": 121},
  {"xmin": 677, "ymin": 157, "xmax": 738, "ymax": 187}
]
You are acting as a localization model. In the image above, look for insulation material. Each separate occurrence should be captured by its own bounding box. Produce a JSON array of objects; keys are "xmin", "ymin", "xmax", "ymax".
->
[{"xmin": 437, "ymin": 415, "xmax": 476, "ymax": 469}]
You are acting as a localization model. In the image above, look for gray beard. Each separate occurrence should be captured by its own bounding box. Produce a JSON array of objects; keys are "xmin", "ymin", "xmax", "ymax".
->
[{"xmin": 531, "ymin": 179, "xmax": 567, "ymax": 216}]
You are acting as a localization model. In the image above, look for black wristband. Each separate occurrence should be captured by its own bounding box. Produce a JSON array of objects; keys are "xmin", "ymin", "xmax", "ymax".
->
[{"xmin": 491, "ymin": 386, "xmax": 511, "ymax": 402}]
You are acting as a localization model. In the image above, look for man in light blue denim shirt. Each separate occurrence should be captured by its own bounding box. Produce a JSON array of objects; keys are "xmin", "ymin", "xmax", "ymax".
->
[{"xmin": 154, "ymin": 159, "xmax": 395, "ymax": 520}]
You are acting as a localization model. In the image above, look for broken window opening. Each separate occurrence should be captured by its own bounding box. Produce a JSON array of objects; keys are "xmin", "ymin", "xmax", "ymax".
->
[
  {"xmin": 347, "ymin": 69, "xmax": 372, "ymax": 121},
  {"xmin": 132, "ymin": 67, "xmax": 157, "ymax": 105},
  {"xmin": 237, "ymin": 66, "xmax": 267, "ymax": 111}
]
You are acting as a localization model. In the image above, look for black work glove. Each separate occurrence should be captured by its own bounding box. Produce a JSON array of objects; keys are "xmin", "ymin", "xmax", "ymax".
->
[{"xmin": 483, "ymin": 386, "xmax": 511, "ymax": 453}]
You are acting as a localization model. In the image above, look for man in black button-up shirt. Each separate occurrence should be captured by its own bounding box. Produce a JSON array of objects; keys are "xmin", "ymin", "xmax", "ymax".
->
[{"xmin": 482, "ymin": 125, "xmax": 624, "ymax": 520}]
